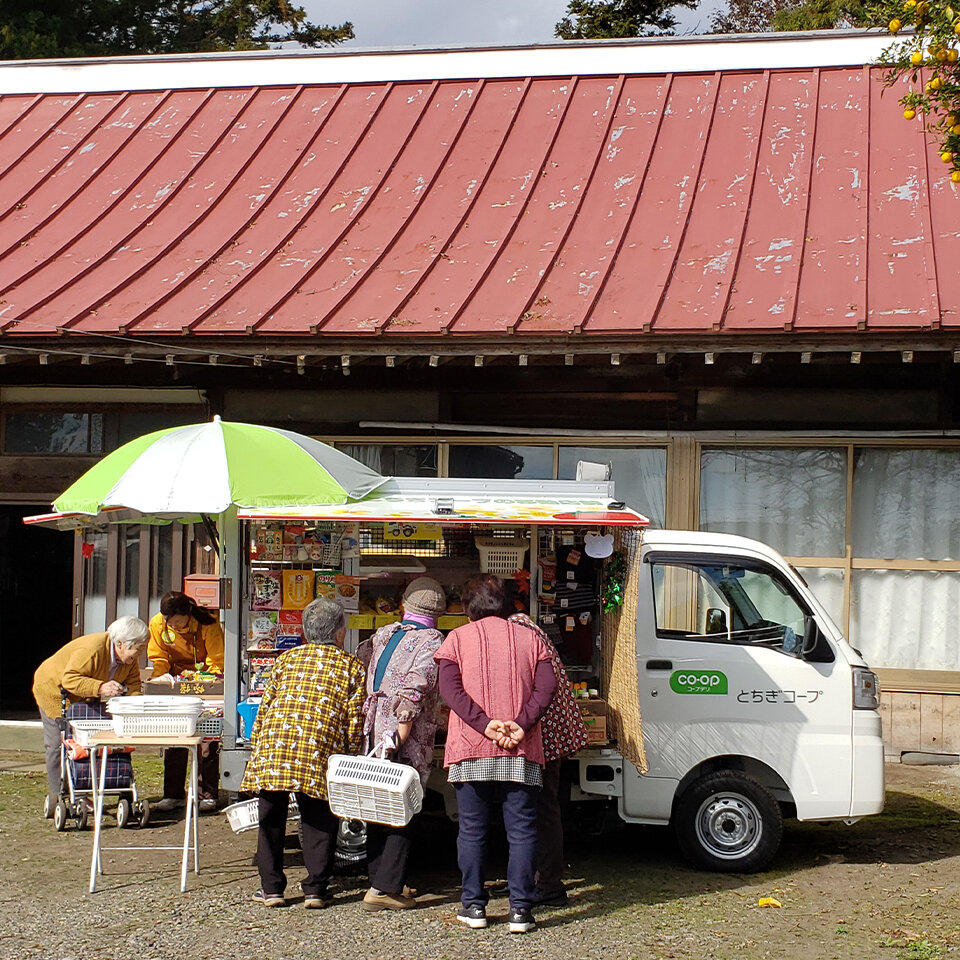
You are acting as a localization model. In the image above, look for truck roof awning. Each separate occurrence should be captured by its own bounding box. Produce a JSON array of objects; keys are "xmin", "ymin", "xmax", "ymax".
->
[{"xmin": 238, "ymin": 498, "xmax": 648, "ymax": 526}]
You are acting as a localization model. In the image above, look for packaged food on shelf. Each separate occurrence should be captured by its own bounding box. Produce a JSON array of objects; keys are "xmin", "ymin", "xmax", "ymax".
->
[
  {"xmin": 282, "ymin": 569, "xmax": 315, "ymax": 609},
  {"xmin": 249, "ymin": 656, "xmax": 276, "ymax": 692},
  {"xmin": 315, "ymin": 570, "xmax": 337, "ymax": 600},
  {"xmin": 252, "ymin": 570, "xmax": 282, "ymax": 610},
  {"xmin": 256, "ymin": 526, "xmax": 283, "ymax": 561},
  {"xmin": 276, "ymin": 610, "xmax": 304, "ymax": 648},
  {"xmin": 335, "ymin": 574, "xmax": 360, "ymax": 612},
  {"xmin": 248, "ymin": 611, "xmax": 278, "ymax": 647}
]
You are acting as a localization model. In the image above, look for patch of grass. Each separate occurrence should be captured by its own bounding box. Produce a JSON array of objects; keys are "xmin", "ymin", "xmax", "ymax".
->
[{"xmin": 896, "ymin": 939, "xmax": 943, "ymax": 960}]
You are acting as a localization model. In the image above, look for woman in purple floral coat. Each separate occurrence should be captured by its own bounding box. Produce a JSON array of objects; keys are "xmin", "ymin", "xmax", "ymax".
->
[{"xmin": 357, "ymin": 577, "xmax": 447, "ymax": 911}]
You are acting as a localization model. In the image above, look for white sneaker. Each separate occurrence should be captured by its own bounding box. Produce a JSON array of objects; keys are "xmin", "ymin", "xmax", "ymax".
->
[
  {"xmin": 155, "ymin": 797, "xmax": 186, "ymax": 812},
  {"xmin": 199, "ymin": 798, "xmax": 218, "ymax": 812}
]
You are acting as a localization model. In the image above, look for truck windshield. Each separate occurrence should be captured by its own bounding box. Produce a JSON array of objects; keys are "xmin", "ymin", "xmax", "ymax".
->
[{"xmin": 652, "ymin": 558, "xmax": 808, "ymax": 654}]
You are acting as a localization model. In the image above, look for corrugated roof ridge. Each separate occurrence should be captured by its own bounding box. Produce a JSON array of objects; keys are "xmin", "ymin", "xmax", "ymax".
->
[
  {"xmin": 378, "ymin": 78, "xmax": 535, "ymax": 336},
  {"xmin": 120, "ymin": 85, "xmax": 312, "ymax": 334},
  {"xmin": 446, "ymin": 76, "xmax": 584, "ymax": 335},
  {"xmin": 191, "ymin": 82, "xmax": 404, "ymax": 334},
  {"xmin": 0, "ymin": 88, "xmax": 216, "ymax": 334}
]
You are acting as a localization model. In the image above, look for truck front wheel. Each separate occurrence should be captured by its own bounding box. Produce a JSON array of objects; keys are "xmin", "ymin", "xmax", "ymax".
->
[{"xmin": 674, "ymin": 772, "xmax": 782, "ymax": 873}]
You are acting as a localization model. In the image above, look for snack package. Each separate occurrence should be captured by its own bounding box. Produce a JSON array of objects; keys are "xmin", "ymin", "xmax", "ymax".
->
[
  {"xmin": 340, "ymin": 522, "xmax": 360, "ymax": 559},
  {"xmin": 335, "ymin": 574, "xmax": 360, "ymax": 612},
  {"xmin": 249, "ymin": 656, "xmax": 276, "ymax": 692},
  {"xmin": 282, "ymin": 569, "xmax": 316, "ymax": 609},
  {"xmin": 315, "ymin": 570, "xmax": 337, "ymax": 600},
  {"xmin": 248, "ymin": 611, "xmax": 278, "ymax": 648},
  {"xmin": 252, "ymin": 570, "xmax": 282, "ymax": 610},
  {"xmin": 277, "ymin": 609, "xmax": 304, "ymax": 644},
  {"xmin": 283, "ymin": 524, "xmax": 305, "ymax": 545},
  {"xmin": 256, "ymin": 526, "xmax": 283, "ymax": 561}
]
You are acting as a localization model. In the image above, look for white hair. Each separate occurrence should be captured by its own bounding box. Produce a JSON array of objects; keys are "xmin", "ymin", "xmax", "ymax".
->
[
  {"xmin": 107, "ymin": 616, "xmax": 149, "ymax": 648},
  {"xmin": 302, "ymin": 597, "xmax": 345, "ymax": 644}
]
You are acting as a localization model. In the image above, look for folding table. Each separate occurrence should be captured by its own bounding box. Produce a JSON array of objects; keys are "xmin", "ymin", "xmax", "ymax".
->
[{"xmin": 87, "ymin": 732, "xmax": 203, "ymax": 892}]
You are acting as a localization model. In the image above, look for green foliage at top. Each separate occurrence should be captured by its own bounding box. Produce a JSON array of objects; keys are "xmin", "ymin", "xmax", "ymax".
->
[
  {"xmin": 556, "ymin": 0, "xmax": 698, "ymax": 39},
  {"xmin": 0, "ymin": 0, "xmax": 353, "ymax": 59}
]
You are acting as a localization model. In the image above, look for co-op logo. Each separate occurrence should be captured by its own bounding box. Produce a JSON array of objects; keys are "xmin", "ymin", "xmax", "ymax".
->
[{"xmin": 669, "ymin": 670, "xmax": 728, "ymax": 695}]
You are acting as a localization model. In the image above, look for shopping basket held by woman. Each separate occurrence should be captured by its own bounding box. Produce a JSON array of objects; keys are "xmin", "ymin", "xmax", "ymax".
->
[{"xmin": 357, "ymin": 577, "xmax": 446, "ymax": 912}]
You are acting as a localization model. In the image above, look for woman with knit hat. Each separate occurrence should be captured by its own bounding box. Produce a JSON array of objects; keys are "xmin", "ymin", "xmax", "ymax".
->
[{"xmin": 357, "ymin": 576, "xmax": 447, "ymax": 911}]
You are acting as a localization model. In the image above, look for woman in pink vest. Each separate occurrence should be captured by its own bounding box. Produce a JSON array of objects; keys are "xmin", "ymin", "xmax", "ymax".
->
[{"xmin": 435, "ymin": 574, "xmax": 557, "ymax": 934}]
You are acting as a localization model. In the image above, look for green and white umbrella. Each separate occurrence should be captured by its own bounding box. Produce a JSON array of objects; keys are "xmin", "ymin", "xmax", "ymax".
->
[{"xmin": 49, "ymin": 416, "xmax": 385, "ymax": 521}]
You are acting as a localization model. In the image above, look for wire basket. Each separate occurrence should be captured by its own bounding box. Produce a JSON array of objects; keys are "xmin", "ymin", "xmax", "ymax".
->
[
  {"xmin": 223, "ymin": 796, "xmax": 300, "ymax": 834},
  {"xmin": 327, "ymin": 753, "xmax": 423, "ymax": 827},
  {"xmin": 196, "ymin": 716, "xmax": 223, "ymax": 738},
  {"xmin": 474, "ymin": 536, "xmax": 529, "ymax": 574}
]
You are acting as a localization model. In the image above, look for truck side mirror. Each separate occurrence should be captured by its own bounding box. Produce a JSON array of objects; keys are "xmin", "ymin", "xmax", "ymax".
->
[
  {"xmin": 705, "ymin": 608, "xmax": 727, "ymax": 634},
  {"xmin": 801, "ymin": 615, "xmax": 819, "ymax": 656}
]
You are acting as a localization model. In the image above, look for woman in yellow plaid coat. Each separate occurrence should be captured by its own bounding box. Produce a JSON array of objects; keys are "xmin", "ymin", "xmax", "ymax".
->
[{"xmin": 241, "ymin": 596, "xmax": 365, "ymax": 908}]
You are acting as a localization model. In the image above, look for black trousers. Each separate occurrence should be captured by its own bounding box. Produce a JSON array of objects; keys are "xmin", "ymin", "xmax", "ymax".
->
[
  {"xmin": 163, "ymin": 744, "xmax": 220, "ymax": 801},
  {"xmin": 536, "ymin": 758, "xmax": 566, "ymax": 896},
  {"xmin": 256, "ymin": 791, "xmax": 337, "ymax": 897},
  {"xmin": 366, "ymin": 816, "xmax": 415, "ymax": 894}
]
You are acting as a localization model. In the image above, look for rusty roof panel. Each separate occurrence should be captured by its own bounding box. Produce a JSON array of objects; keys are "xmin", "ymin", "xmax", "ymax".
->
[
  {"xmin": 1, "ymin": 61, "xmax": 958, "ymax": 341},
  {"xmin": 793, "ymin": 68, "xmax": 869, "ymax": 330}
]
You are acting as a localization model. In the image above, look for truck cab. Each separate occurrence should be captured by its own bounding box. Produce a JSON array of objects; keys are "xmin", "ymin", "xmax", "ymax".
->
[{"xmin": 578, "ymin": 529, "xmax": 884, "ymax": 872}]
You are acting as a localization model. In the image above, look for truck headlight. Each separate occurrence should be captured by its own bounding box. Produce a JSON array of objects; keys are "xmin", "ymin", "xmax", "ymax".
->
[{"xmin": 852, "ymin": 666, "xmax": 880, "ymax": 710}]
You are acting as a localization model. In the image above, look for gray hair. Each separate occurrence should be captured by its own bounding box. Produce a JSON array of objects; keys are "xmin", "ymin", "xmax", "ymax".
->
[
  {"xmin": 302, "ymin": 597, "xmax": 345, "ymax": 645},
  {"xmin": 107, "ymin": 616, "xmax": 149, "ymax": 648}
]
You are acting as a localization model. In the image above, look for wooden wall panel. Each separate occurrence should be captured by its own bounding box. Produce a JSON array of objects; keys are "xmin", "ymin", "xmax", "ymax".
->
[{"xmin": 920, "ymin": 693, "xmax": 945, "ymax": 752}]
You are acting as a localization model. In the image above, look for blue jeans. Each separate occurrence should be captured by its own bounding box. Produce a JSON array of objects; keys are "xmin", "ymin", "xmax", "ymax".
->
[{"xmin": 455, "ymin": 780, "xmax": 540, "ymax": 912}]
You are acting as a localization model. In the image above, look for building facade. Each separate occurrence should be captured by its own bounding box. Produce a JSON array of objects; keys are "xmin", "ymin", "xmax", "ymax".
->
[{"xmin": 1, "ymin": 32, "xmax": 958, "ymax": 756}]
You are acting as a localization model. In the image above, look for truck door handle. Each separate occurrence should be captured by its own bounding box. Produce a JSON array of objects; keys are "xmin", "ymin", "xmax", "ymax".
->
[{"xmin": 646, "ymin": 660, "xmax": 672, "ymax": 671}]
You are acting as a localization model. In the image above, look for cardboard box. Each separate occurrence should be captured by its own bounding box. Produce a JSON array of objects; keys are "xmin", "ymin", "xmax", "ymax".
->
[
  {"xmin": 580, "ymin": 713, "xmax": 607, "ymax": 743},
  {"xmin": 578, "ymin": 698, "xmax": 608, "ymax": 744},
  {"xmin": 143, "ymin": 679, "xmax": 224, "ymax": 696}
]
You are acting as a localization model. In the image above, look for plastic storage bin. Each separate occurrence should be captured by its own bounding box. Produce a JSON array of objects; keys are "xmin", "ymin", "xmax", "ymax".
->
[
  {"xmin": 106, "ymin": 696, "xmax": 203, "ymax": 737},
  {"xmin": 474, "ymin": 536, "xmax": 529, "ymax": 574},
  {"xmin": 326, "ymin": 753, "xmax": 424, "ymax": 827}
]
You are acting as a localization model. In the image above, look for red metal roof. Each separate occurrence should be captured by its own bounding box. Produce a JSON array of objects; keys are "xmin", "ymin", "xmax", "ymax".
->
[{"xmin": 1, "ymin": 64, "xmax": 957, "ymax": 340}]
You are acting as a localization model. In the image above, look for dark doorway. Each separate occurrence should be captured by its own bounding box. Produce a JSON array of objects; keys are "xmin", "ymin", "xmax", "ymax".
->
[{"xmin": 0, "ymin": 506, "xmax": 74, "ymax": 719}]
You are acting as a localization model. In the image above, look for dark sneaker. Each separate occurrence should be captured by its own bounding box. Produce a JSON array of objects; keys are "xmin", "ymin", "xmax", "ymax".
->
[
  {"xmin": 457, "ymin": 904, "xmax": 488, "ymax": 929},
  {"xmin": 533, "ymin": 888, "xmax": 569, "ymax": 907},
  {"xmin": 252, "ymin": 889, "xmax": 285, "ymax": 907},
  {"xmin": 508, "ymin": 909, "xmax": 536, "ymax": 934},
  {"xmin": 304, "ymin": 894, "xmax": 330, "ymax": 909}
]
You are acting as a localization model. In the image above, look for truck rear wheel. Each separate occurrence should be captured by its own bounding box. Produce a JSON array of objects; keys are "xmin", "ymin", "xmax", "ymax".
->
[{"xmin": 674, "ymin": 771, "xmax": 782, "ymax": 873}]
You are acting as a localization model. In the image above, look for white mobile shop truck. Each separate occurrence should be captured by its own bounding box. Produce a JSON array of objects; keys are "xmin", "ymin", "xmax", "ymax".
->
[{"xmin": 221, "ymin": 477, "xmax": 885, "ymax": 874}]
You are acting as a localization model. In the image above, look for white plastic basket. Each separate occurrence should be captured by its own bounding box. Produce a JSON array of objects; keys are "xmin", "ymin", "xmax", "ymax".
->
[
  {"xmin": 67, "ymin": 718, "xmax": 115, "ymax": 746},
  {"xmin": 106, "ymin": 695, "xmax": 203, "ymax": 737},
  {"xmin": 111, "ymin": 713, "xmax": 198, "ymax": 737},
  {"xmin": 474, "ymin": 536, "xmax": 529, "ymax": 574},
  {"xmin": 326, "ymin": 751, "xmax": 423, "ymax": 827},
  {"xmin": 107, "ymin": 696, "xmax": 204, "ymax": 715},
  {"xmin": 223, "ymin": 796, "xmax": 300, "ymax": 834}
]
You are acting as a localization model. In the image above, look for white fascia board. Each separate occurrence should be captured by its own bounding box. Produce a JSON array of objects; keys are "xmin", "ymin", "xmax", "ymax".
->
[{"xmin": 0, "ymin": 31, "xmax": 894, "ymax": 95}]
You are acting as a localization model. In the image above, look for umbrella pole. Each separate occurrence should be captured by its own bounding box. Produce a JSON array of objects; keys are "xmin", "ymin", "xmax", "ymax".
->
[{"xmin": 220, "ymin": 506, "xmax": 242, "ymax": 751}]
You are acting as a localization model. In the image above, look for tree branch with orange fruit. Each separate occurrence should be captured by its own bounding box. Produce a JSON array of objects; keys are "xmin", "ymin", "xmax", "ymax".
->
[{"xmin": 873, "ymin": 0, "xmax": 960, "ymax": 181}]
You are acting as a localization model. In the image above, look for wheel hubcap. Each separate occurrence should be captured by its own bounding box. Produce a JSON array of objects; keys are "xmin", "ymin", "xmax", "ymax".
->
[{"xmin": 695, "ymin": 791, "xmax": 762, "ymax": 860}]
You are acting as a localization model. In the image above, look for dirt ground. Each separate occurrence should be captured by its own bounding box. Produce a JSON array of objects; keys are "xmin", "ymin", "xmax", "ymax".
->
[{"xmin": 1, "ymin": 750, "xmax": 959, "ymax": 960}]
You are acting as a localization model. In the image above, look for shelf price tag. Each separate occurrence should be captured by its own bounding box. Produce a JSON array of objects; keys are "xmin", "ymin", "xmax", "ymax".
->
[{"xmin": 383, "ymin": 521, "xmax": 442, "ymax": 541}]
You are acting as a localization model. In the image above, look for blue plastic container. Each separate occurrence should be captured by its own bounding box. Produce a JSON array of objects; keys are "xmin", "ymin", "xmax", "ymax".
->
[{"xmin": 237, "ymin": 699, "xmax": 260, "ymax": 739}]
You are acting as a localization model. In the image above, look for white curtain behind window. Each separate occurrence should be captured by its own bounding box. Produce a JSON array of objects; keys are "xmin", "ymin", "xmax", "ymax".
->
[
  {"xmin": 699, "ymin": 448, "xmax": 847, "ymax": 557},
  {"xmin": 852, "ymin": 449, "xmax": 960, "ymax": 561},
  {"xmin": 338, "ymin": 444, "xmax": 383, "ymax": 474},
  {"xmin": 852, "ymin": 569, "xmax": 960, "ymax": 669},
  {"xmin": 558, "ymin": 446, "xmax": 666, "ymax": 528}
]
